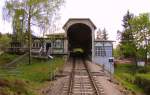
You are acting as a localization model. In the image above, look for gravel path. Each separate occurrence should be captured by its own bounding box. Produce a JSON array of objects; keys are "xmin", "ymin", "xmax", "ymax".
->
[{"xmin": 87, "ymin": 61, "xmax": 124, "ymax": 95}]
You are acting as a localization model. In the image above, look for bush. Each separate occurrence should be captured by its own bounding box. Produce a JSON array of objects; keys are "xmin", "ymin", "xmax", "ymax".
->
[
  {"xmin": 0, "ymin": 34, "xmax": 11, "ymax": 51},
  {"xmin": 115, "ymin": 64, "xmax": 146, "ymax": 94},
  {"xmin": 122, "ymin": 73, "xmax": 135, "ymax": 83},
  {"xmin": 0, "ymin": 77, "xmax": 34, "ymax": 95},
  {"xmin": 135, "ymin": 74, "xmax": 150, "ymax": 94},
  {"xmin": 137, "ymin": 67, "xmax": 148, "ymax": 73},
  {"xmin": 0, "ymin": 53, "xmax": 18, "ymax": 65}
]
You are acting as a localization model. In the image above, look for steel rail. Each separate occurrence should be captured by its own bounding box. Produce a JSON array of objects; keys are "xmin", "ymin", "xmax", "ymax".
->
[
  {"xmin": 67, "ymin": 57, "xmax": 75, "ymax": 95},
  {"xmin": 83, "ymin": 59, "xmax": 101, "ymax": 95},
  {"xmin": 67, "ymin": 57, "xmax": 102, "ymax": 95}
]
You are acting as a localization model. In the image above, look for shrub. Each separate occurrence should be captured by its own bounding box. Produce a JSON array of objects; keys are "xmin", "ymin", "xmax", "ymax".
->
[
  {"xmin": 122, "ymin": 73, "xmax": 135, "ymax": 83},
  {"xmin": 136, "ymin": 66, "xmax": 150, "ymax": 73},
  {"xmin": 0, "ymin": 77, "xmax": 34, "ymax": 95},
  {"xmin": 0, "ymin": 53, "xmax": 18, "ymax": 65},
  {"xmin": 135, "ymin": 74, "xmax": 150, "ymax": 94}
]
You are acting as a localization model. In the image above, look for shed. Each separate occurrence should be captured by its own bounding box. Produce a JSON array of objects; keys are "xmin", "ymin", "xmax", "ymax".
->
[{"xmin": 94, "ymin": 40, "xmax": 114, "ymax": 73}]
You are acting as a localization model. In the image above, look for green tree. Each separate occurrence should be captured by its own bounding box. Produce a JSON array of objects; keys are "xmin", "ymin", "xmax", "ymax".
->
[
  {"xmin": 118, "ymin": 11, "xmax": 136, "ymax": 59},
  {"xmin": 96, "ymin": 28, "xmax": 102, "ymax": 40},
  {"xmin": 113, "ymin": 45, "xmax": 122, "ymax": 59},
  {"xmin": 129, "ymin": 13, "xmax": 150, "ymax": 65},
  {"xmin": 0, "ymin": 34, "xmax": 11, "ymax": 51},
  {"xmin": 11, "ymin": 9, "xmax": 25, "ymax": 43},
  {"xmin": 3, "ymin": 0, "xmax": 64, "ymax": 64},
  {"xmin": 102, "ymin": 28, "xmax": 108, "ymax": 40},
  {"xmin": 96, "ymin": 28, "xmax": 108, "ymax": 40}
]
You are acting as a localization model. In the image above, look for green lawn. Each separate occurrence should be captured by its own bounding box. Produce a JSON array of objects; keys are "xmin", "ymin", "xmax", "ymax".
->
[
  {"xmin": 114, "ymin": 64, "xmax": 144, "ymax": 94},
  {"xmin": 0, "ymin": 53, "xmax": 65, "ymax": 95}
]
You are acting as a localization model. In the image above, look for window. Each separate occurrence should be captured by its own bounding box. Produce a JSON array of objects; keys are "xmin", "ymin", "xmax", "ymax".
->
[
  {"xmin": 105, "ymin": 46, "xmax": 112, "ymax": 57},
  {"xmin": 53, "ymin": 40, "xmax": 63, "ymax": 48},
  {"xmin": 95, "ymin": 46, "xmax": 106, "ymax": 57}
]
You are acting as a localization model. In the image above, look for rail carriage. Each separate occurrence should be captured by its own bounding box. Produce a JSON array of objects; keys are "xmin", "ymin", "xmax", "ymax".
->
[{"xmin": 70, "ymin": 48, "xmax": 84, "ymax": 57}]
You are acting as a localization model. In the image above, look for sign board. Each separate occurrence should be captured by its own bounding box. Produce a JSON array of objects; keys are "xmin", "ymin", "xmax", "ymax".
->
[
  {"xmin": 109, "ymin": 57, "xmax": 114, "ymax": 63},
  {"xmin": 137, "ymin": 61, "xmax": 145, "ymax": 67},
  {"xmin": 108, "ymin": 57, "xmax": 114, "ymax": 74}
]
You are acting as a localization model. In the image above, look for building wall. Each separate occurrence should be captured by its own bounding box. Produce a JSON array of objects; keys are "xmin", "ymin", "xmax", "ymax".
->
[
  {"xmin": 93, "ymin": 41, "xmax": 114, "ymax": 73},
  {"xmin": 31, "ymin": 39, "xmax": 67, "ymax": 54}
]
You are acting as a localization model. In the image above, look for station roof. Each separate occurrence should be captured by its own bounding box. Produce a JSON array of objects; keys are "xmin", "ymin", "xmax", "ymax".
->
[{"xmin": 63, "ymin": 18, "xmax": 97, "ymax": 30}]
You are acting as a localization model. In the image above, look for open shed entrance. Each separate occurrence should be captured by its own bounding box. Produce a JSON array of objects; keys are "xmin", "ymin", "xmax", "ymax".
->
[{"xmin": 67, "ymin": 23, "xmax": 92, "ymax": 58}]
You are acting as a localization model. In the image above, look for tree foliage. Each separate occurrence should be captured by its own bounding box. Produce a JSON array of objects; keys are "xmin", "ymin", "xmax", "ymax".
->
[
  {"xmin": 3, "ymin": 0, "xmax": 64, "ymax": 35},
  {"xmin": 117, "ymin": 11, "xmax": 136, "ymax": 58},
  {"xmin": 102, "ymin": 28, "xmax": 108, "ymax": 40},
  {"xmin": 113, "ymin": 45, "xmax": 122, "ymax": 58},
  {"xmin": 96, "ymin": 28, "xmax": 108, "ymax": 40},
  {"xmin": 130, "ymin": 13, "xmax": 150, "ymax": 47},
  {"xmin": 0, "ymin": 33, "xmax": 11, "ymax": 50},
  {"xmin": 96, "ymin": 28, "xmax": 102, "ymax": 39},
  {"xmin": 118, "ymin": 11, "xmax": 150, "ymax": 64},
  {"xmin": 129, "ymin": 13, "xmax": 150, "ymax": 63},
  {"xmin": 2, "ymin": 0, "xmax": 64, "ymax": 64}
]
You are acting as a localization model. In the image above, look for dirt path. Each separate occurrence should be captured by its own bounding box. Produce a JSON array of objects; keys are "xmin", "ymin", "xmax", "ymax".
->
[{"xmin": 88, "ymin": 62, "xmax": 125, "ymax": 95}]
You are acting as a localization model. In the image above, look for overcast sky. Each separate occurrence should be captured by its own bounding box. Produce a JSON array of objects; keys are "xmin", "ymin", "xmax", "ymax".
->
[
  {"xmin": 1, "ymin": 0, "xmax": 150, "ymax": 43},
  {"xmin": 0, "ymin": 0, "xmax": 12, "ymax": 34}
]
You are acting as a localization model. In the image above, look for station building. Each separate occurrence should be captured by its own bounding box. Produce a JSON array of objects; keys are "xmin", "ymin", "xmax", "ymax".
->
[{"xmin": 9, "ymin": 18, "xmax": 114, "ymax": 73}]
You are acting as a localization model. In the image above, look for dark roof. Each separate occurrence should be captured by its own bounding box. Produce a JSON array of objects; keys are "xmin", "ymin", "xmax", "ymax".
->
[{"xmin": 63, "ymin": 18, "xmax": 96, "ymax": 29}]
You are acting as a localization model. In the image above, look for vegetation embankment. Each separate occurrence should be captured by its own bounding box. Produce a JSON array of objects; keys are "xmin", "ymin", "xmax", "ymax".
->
[
  {"xmin": 0, "ymin": 53, "xmax": 65, "ymax": 95},
  {"xmin": 0, "ymin": 53, "xmax": 19, "ymax": 66},
  {"xmin": 114, "ymin": 10, "xmax": 150, "ymax": 95},
  {"xmin": 115, "ymin": 63, "xmax": 150, "ymax": 95}
]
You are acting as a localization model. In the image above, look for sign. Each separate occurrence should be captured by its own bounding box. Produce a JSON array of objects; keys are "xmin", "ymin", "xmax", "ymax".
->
[
  {"xmin": 109, "ymin": 57, "xmax": 114, "ymax": 63},
  {"xmin": 137, "ymin": 61, "xmax": 145, "ymax": 67}
]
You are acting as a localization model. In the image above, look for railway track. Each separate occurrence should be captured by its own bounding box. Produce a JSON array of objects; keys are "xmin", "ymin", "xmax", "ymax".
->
[
  {"xmin": 67, "ymin": 57, "xmax": 104, "ymax": 95},
  {"xmin": 49, "ymin": 57, "xmax": 104, "ymax": 95}
]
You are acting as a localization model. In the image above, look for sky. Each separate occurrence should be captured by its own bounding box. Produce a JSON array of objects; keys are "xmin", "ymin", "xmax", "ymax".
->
[
  {"xmin": 0, "ymin": 0, "xmax": 12, "ymax": 34},
  {"xmin": 1, "ymin": 0, "xmax": 150, "ymax": 44}
]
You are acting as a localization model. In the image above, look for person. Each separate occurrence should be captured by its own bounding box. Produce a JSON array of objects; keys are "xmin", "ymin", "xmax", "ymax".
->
[{"xmin": 46, "ymin": 43, "xmax": 51, "ymax": 55}]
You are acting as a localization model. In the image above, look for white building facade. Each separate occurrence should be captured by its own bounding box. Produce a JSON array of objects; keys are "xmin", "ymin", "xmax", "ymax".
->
[{"xmin": 94, "ymin": 40, "xmax": 114, "ymax": 73}]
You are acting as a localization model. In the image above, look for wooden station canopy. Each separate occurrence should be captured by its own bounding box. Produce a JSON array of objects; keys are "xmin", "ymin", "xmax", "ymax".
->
[{"xmin": 63, "ymin": 18, "xmax": 96, "ymax": 59}]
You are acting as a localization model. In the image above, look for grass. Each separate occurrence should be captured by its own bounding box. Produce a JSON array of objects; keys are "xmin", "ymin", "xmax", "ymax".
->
[
  {"xmin": 0, "ymin": 53, "xmax": 19, "ymax": 65},
  {"xmin": 15, "ymin": 57, "xmax": 65, "ymax": 82},
  {"xmin": 0, "ymin": 53, "xmax": 65, "ymax": 95},
  {"xmin": 114, "ymin": 64, "xmax": 144, "ymax": 94},
  {"xmin": 0, "ymin": 77, "xmax": 34, "ymax": 95}
]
